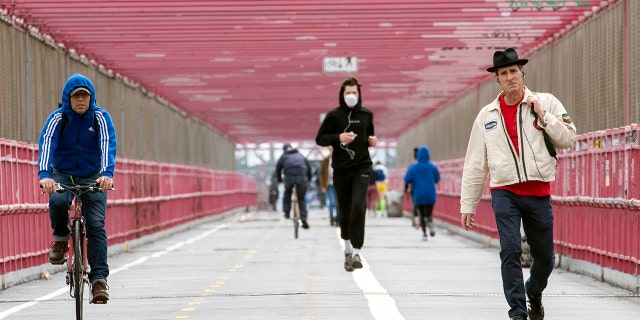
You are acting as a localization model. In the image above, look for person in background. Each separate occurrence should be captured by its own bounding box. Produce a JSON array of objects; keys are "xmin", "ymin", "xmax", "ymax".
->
[
  {"xmin": 404, "ymin": 146, "xmax": 440, "ymax": 241},
  {"xmin": 460, "ymin": 48, "xmax": 576, "ymax": 320},
  {"xmin": 319, "ymin": 146, "xmax": 339, "ymax": 226},
  {"xmin": 405, "ymin": 147, "xmax": 420, "ymax": 228},
  {"xmin": 276, "ymin": 143, "xmax": 312, "ymax": 229},
  {"xmin": 38, "ymin": 73, "xmax": 117, "ymax": 304},
  {"xmin": 316, "ymin": 77, "xmax": 377, "ymax": 272},
  {"xmin": 366, "ymin": 167, "xmax": 378, "ymax": 218},
  {"xmin": 268, "ymin": 171, "xmax": 279, "ymax": 211},
  {"xmin": 372, "ymin": 161, "xmax": 389, "ymax": 217}
]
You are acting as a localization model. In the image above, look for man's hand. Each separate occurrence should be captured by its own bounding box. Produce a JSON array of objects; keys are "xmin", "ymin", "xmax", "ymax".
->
[
  {"xmin": 368, "ymin": 135, "xmax": 377, "ymax": 147},
  {"xmin": 526, "ymin": 96, "xmax": 546, "ymax": 122},
  {"xmin": 461, "ymin": 213, "xmax": 475, "ymax": 231},
  {"xmin": 39, "ymin": 178, "xmax": 56, "ymax": 195},
  {"xmin": 96, "ymin": 176, "xmax": 114, "ymax": 192},
  {"xmin": 340, "ymin": 132, "xmax": 357, "ymax": 145}
]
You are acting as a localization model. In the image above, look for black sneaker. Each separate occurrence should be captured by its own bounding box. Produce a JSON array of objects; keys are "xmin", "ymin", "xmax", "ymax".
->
[
  {"xmin": 527, "ymin": 294, "xmax": 544, "ymax": 320},
  {"xmin": 49, "ymin": 241, "xmax": 68, "ymax": 265},
  {"xmin": 351, "ymin": 254, "xmax": 363, "ymax": 269},
  {"xmin": 90, "ymin": 280, "xmax": 109, "ymax": 304},
  {"xmin": 344, "ymin": 253, "xmax": 354, "ymax": 272},
  {"xmin": 510, "ymin": 315, "xmax": 528, "ymax": 320},
  {"xmin": 283, "ymin": 212, "xmax": 290, "ymax": 219},
  {"xmin": 301, "ymin": 219, "xmax": 309, "ymax": 229}
]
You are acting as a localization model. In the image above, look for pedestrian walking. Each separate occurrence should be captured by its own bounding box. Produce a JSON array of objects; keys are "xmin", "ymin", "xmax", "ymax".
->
[
  {"xmin": 404, "ymin": 146, "xmax": 440, "ymax": 241},
  {"xmin": 319, "ymin": 146, "xmax": 339, "ymax": 226},
  {"xmin": 460, "ymin": 48, "xmax": 576, "ymax": 320}
]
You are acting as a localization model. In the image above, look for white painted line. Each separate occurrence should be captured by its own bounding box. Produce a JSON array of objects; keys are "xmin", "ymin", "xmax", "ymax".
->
[
  {"xmin": 335, "ymin": 228, "xmax": 406, "ymax": 320},
  {"xmin": 0, "ymin": 223, "xmax": 227, "ymax": 319}
]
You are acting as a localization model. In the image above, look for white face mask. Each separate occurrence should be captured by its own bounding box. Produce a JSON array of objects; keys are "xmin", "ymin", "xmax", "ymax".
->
[{"xmin": 344, "ymin": 93, "xmax": 358, "ymax": 108}]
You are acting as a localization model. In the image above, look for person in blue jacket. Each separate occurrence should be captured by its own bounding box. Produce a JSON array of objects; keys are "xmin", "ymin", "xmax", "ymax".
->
[
  {"xmin": 38, "ymin": 73, "xmax": 117, "ymax": 304},
  {"xmin": 404, "ymin": 145, "xmax": 440, "ymax": 241}
]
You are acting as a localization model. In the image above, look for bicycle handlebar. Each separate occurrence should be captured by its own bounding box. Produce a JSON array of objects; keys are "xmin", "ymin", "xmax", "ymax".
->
[{"xmin": 55, "ymin": 183, "xmax": 115, "ymax": 193}]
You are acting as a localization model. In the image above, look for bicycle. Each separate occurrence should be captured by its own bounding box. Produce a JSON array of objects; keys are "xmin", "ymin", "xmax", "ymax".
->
[
  {"xmin": 292, "ymin": 184, "xmax": 300, "ymax": 239},
  {"xmin": 52, "ymin": 183, "xmax": 111, "ymax": 320}
]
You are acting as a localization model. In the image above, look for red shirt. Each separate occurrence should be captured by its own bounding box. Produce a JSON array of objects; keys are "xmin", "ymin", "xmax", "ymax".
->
[{"xmin": 492, "ymin": 95, "xmax": 551, "ymax": 196}]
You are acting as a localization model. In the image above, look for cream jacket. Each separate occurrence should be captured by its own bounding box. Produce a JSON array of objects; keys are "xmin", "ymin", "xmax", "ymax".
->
[{"xmin": 460, "ymin": 87, "xmax": 577, "ymax": 214}]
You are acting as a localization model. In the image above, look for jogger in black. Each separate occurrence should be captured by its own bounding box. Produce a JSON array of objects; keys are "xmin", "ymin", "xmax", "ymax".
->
[{"xmin": 316, "ymin": 77, "xmax": 377, "ymax": 272}]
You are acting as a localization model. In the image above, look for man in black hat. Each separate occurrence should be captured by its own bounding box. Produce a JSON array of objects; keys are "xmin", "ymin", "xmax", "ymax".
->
[{"xmin": 459, "ymin": 48, "xmax": 577, "ymax": 320}]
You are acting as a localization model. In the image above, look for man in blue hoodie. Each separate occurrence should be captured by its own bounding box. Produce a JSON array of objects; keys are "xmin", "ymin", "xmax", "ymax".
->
[
  {"xmin": 38, "ymin": 73, "xmax": 117, "ymax": 304},
  {"xmin": 404, "ymin": 146, "xmax": 440, "ymax": 241}
]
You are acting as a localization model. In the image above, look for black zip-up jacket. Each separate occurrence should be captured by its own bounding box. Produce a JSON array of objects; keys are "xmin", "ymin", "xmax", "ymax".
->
[{"xmin": 316, "ymin": 104, "xmax": 374, "ymax": 173}]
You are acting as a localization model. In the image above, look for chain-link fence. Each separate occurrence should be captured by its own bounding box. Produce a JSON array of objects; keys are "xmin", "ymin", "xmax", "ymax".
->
[
  {"xmin": 397, "ymin": 1, "xmax": 637, "ymax": 166},
  {"xmin": 1, "ymin": 18, "xmax": 235, "ymax": 170}
]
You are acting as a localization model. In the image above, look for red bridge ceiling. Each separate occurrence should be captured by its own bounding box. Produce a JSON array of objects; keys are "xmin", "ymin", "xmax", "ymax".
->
[{"xmin": 3, "ymin": 0, "xmax": 615, "ymax": 144}]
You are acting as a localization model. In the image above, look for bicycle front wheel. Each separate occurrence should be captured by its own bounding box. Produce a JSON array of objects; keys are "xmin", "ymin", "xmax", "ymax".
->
[{"xmin": 72, "ymin": 220, "xmax": 85, "ymax": 320}]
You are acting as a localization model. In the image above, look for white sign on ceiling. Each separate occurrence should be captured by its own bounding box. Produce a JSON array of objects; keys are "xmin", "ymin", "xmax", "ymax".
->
[{"xmin": 323, "ymin": 57, "xmax": 358, "ymax": 73}]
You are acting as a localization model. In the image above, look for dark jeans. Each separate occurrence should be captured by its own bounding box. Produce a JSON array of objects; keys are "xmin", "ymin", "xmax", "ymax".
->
[
  {"xmin": 333, "ymin": 167, "xmax": 370, "ymax": 249},
  {"xmin": 326, "ymin": 184, "xmax": 339, "ymax": 219},
  {"xmin": 491, "ymin": 189, "xmax": 555, "ymax": 318},
  {"xmin": 283, "ymin": 174, "xmax": 308, "ymax": 219},
  {"xmin": 50, "ymin": 169, "xmax": 109, "ymax": 283},
  {"xmin": 415, "ymin": 204, "xmax": 433, "ymax": 235}
]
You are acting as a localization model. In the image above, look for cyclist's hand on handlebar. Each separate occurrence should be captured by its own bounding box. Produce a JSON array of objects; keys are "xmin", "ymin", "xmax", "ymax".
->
[
  {"xmin": 39, "ymin": 178, "xmax": 56, "ymax": 195},
  {"xmin": 96, "ymin": 176, "xmax": 114, "ymax": 192}
]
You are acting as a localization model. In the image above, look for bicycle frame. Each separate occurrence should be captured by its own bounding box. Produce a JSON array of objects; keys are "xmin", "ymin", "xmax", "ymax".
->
[
  {"xmin": 67, "ymin": 194, "xmax": 89, "ymax": 306},
  {"xmin": 54, "ymin": 183, "xmax": 108, "ymax": 319}
]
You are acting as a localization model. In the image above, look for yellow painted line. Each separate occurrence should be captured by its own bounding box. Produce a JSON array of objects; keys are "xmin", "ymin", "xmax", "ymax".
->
[{"xmin": 170, "ymin": 216, "xmax": 286, "ymax": 320}]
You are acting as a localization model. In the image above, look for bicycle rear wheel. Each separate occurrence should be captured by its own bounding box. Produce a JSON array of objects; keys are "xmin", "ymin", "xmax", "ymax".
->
[
  {"xmin": 293, "ymin": 186, "xmax": 299, "ymax": 239},
  {"xmin": 72, "ymin": 220, "xmax": 85, "ymax": 320},
  {"xmin": 293, "ymin": 207, "xmax": 299, "ymax": 239}
]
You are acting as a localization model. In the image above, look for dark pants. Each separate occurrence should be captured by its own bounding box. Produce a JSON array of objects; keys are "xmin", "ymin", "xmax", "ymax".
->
[
  {"xmin": 50, "ymin": 169, "xmax": 109, "ymax": 283},
  {"xmin": 333, "ymin": 167, "xmax": 370, "ymax": 249},
  {"xmin": 491, "ymin": 189, "xmax": 555, "ymax": 318},
  {"xmin": 283, "ymin": 174, "xmax": 308, "ymax": 219},
  {"xmin": 415, "ymin": 204, "xmax": 433, "ymax": 235}
]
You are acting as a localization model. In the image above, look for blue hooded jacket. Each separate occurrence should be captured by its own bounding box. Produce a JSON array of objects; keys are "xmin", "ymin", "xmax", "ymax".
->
[
  {"xmin": 404, "ymin": 146, "xmax": 440, "ymax": 205},
  {"xmin": 38, "ymin": 74, "xmax": 118, "ymax": 179}
]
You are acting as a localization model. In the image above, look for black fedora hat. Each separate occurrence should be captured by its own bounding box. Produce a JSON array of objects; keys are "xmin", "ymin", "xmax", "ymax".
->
[{"xmin": 486, "ymin": 48, "xmax": 528, "ymax": 72}]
